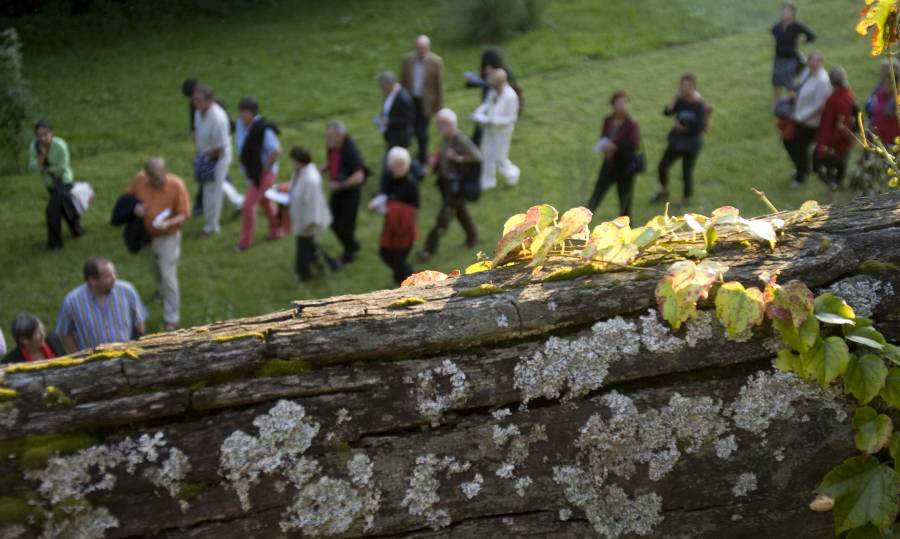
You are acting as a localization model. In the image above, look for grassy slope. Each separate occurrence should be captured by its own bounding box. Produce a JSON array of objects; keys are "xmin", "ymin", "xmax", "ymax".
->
[{"xmin": 0, "ymin": 0, "xmax": 879, "ymax": 335}]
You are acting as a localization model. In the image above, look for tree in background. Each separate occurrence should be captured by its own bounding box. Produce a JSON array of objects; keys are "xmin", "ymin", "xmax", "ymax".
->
[
  {"xmin": 0, "ymin": 28, "xmax": 35, "ymax": 171},
  {"xmin": 453, "ymin": 0, "xmax": 546, "ymax": 44}
]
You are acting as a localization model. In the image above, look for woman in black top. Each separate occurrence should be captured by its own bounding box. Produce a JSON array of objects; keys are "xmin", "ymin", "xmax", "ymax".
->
[
  {"xmin": 652, "ymin": 73, "xmax": 707, "ymax": 208},
  {"xmin": 771, "ymin": 1, "xmax": 815, "ymax": 105},
  {"xmin": 2, "ymin": 313, "xmax": 66, "ymax": 364}
]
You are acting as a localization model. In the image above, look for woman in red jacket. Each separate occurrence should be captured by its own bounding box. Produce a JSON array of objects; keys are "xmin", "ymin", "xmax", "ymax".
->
[
  {"xmin": 814, "ymin": 67, "xmax": 856, "ymax": 190},
  {"xmin": 370, "ymin": 147, "xmax": 420, "ymax": 285}
]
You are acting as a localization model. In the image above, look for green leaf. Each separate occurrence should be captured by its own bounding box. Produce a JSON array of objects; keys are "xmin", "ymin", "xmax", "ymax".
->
[
  {"xmin": 814, "ymin": 293, "xmax": 856, "ymax": 325},
  {"xmin": 766, "ymin": 280, "xmax": 814, "ymax": 328},
  {"xmin": 686, "ymin": 248, "xmax": 708, "ymax": 259},
  {"xmin": 629, "ymin": 226, "xmax": 661, "ymax": 249},
  {"xmin": 884, "ymin": 344, "xmax": 900, "ymax": 366},
  {"xmin": 492, "ymin": 205, "xmax": 558, "ymax": 265},
  {"xmin": 773, "ymin": 314, "xmax": 819, "ymax": 354},
  {"xmin": 655, "ymin": 260, "xmax": 730, "ymax": 330},
  {"xmin": 806, "ymin": 336, "xmax": 851, "ymax": 388},
  {"xmin": 775, "ymin": 349, "xmax": 808, "ymax": 379},
  {"xmin": 845, "ymin": 319, "xmax": 888, "ymax": 351},
  {"xmin": 880, "ymin": 368, "xmax": 900, "ymax": 408},
  {"xmin": 579, "ymin": 217, "xmax": 631, "ymax": 260},
  {"xmin": 845, "ymin": 354, "xmax": 889, "ymax": 405},
  {"xmin": 528, "ymin": 225, "xmax": 561, "ymax": 268},
  {"xmin": 853, "ymin": 406, "xmax": 894, "ymax": 455},
  {"xmin": 890, "ymin": 432, "xmax": 900, "ymax": 466},
  {"xmin": 819, "ymin": 455, "xmax": 900, "ymax": 534},
  {"xmin": 714, "ymin": 282, "xmax": 766, "ymax": 338},
  {"xmin": 464, "ymin": 261, "xmax": 492, "ymax": 274},
  {"xmin": 704, "ymin": 226, "xmax": 718, "ymax": 250}
]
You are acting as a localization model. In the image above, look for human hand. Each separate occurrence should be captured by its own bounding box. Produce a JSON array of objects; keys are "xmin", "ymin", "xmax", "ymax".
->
[
  {"xmin": 330, "ymin": 181, "xmax": 341, "ymax": 192},
  {"xmin": 134, "ymin": 204, "xmax": 145, "ymax": 218}
]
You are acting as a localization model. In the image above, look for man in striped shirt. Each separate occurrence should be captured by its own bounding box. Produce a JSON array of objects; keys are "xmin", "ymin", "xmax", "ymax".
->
[{"xmin": 56, "ymin": 257, "xmax": 147, "ymax": 353}]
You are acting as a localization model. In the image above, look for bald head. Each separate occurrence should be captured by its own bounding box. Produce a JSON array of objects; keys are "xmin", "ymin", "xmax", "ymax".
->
[
  {"xmin": 145, "ymin": 157, "xmax": 167, "ymax": 186},
  {"xmin": 415, "ymin": 35, "xmax": 430, "ymax": 58}
]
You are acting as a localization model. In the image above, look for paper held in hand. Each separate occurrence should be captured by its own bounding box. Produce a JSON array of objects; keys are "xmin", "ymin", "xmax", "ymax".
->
[{"xmin": 264, "ymin": 187, "xmax": 290, "ymax": 206}]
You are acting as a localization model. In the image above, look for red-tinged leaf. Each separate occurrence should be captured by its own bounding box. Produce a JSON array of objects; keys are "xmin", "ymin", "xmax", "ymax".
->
[
  {"xmin": 527, "ymin": 204, "xmax": 558, "ymax": 230},
  {"xmin": 557, "ymin": 207, "xmax": 593, "ymax": 239},
  {"xmin": 448, "ymin": 269, "xmax": 461, "ymax": 278},
  {"xmin": 857, "ymin": 0, "xmax": 900, "ymax": 57},
  {"xmin": 579, "ymin": 218, "xmax": 631, "ymax": 260},
  {"xmin": 765, "ymin": 280, "xmax": 815, "ymax": 328},
  {"xmin": 493, "ymin": 205, "xmax": 559, "ymax": 265},
  {"xmin": 656, "ymin": 260, "xmax": 730, "ymax": 330},
  {"xmin": 711, "ymin": 205, "xmax": 740, "ymax": 226},
  {"xmin": 400, "ymin": 270, "xmax": 451, "ymax": 288}
]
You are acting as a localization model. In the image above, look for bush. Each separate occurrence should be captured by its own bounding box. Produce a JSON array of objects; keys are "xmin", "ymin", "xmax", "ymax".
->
[
  {"xmin": 0, "ymin": 28, "xmax": 34, "ymax": 171},
  {"xmin": 452, "ymin": 0, "xmax": 546, "ymax": 44}
]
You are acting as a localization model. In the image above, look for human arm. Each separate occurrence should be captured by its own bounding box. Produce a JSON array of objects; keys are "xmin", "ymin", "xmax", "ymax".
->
[
  {"xmin": 207, "ymin": 110, "xmax": 230, "ymax": 160},
  {"xmin": 798, "ymin": 21, "xmax": 816, "ymax": 43},
  {"xmin": 61, "ymin": 334, "xmax": 78, "ymax": 355},
  {"xmin": 262, "ymin": 129, "xmax": 281, "ymax": 175},
  {"xmin": 486, "ymin": 88, "xmax": 519, "ymax": 127},
  {"xmin": 55, "ymin": 299, "xmax": 78, "ymax": 354}
]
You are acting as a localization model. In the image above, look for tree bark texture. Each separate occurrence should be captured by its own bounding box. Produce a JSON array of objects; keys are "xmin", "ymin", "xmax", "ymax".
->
[{"xmin": 0, "ymin": 192, "xmax": 899, "ymax": 539}]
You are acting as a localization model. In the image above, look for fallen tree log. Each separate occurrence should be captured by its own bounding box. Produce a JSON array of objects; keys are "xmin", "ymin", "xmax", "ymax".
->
[{"xmin": 0, "ymin": 192, "xmax": 899, "ymax": 538}]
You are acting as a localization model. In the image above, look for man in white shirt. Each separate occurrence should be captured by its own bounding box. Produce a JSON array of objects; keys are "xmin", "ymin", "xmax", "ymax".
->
[
  {"xmin": 788, "ymin": 51, "xmax": 831, "ymax": 187},
  {"xmin": 193, "ymin": 84, "xmax": 233, "ymax": 235},
  {"xmin": 472, "ymin": 68, "xmax": 520, "ymax": 190}
]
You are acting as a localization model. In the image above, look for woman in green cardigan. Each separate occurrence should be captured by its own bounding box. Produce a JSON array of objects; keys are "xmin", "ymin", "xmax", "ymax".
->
[{"xmin": 29, "ymin": 120, "xmax": 83, "ymax": 250}]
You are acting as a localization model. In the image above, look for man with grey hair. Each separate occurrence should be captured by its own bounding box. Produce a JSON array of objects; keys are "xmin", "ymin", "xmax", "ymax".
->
[
  {"xmin": 324, "ymin": 120, "xmax": 367, "ymax": 264},
  {"xmin": 472, "ymin": 68, "xmax": 520, "ymax": 189},
  {"xmin": 376, "ymin": 71, "xmax": 415, "ymax": 192},
  {"xmin": 419, "ymin": 108, "xmax": 481, "ymax": 260},
  {"xmin": 401, "ymin": 34, "xmax": 444, "ymax": 163},
  {"xmin": 192, "ymin": 83, "xmax": 233, "ymax": 236},
  {"xmin": 127, "ymin": 157, "xmax": 191, "ymax": 330}
]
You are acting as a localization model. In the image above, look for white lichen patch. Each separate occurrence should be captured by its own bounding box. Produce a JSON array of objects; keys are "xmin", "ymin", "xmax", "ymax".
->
[
  {"xmin": 495, "ymin": 462, "xmax": 515, "ymax": 479},
  {"xmin": 514, "ymin": 316, "xmax": 639, "ymax": 403},
  {"xmin": 219, "ymin": 400, "xmax": 320, "ymax": 510},
  {"xmin": 714, "ymin": 435, "xmax": 738, "ymax": 460},
  {"xmin": 553, "ymin": 466, "xmax": 663, "ymax": 539},
  {"xmin": 491, "ymin": 408, "xmax": 512, "ymax": 421},
  {"xmin": 492, "ymin": 424, "xmax": 520, "ymax": 448},
  {"xmin": 638, "ymin": 310, "xmax": 684, "ymax": 353},
  {"xmin": 144, "ymin": 448, "xmax": 191, "ymax": 511},
  {"xmin": 401, "ymin": 454, "xmax": 470, "ymax": 530},
  {"xmin": 496, "ymin": 314, "xmax": 510, "ymax": 328},
  {"xmin": 729, "ymin": 371, "xmax": 848, "ymax": 437},
  {"xmin": 347, "ymin": 453, "xmax": 375, "ymax": 486},
  {"xmin": 38, "ymin": 503, "xmax": 118, "ymax": 539},
  {"xmin": 732, "ymin": 472, "xmax": 758, "ymax": 498},
  {"xmin": 460, "ymin": 473, "xmax": 483, "ymax": 499},
  {"xmin": 336, "ymin": 408, "xmax": 351, "ymax": 425},
  {"xmin": 576, "ymin": 391, "xmax": 727, "ymax": 484},
  {"xmin": 280, "ymin": 476, "xmax": 381, "ymax": 536},
  {"xmin": 514, "ymin": 476, "xmax": 533, "ymax": 497},
  {"xmin": 409, "ymin": 360, "xmax": 471, "ymax": 426},
  {"xmin": 0, "ymin": 525, "xmax": 26, "ymax": 539},
  {"xmin": 0, "ymin": 405, "xmax": 18, "ymax": 429},
  {"xmin": 558, "ymin": 508, "xmax": 572, "ymax": 522},
  {"xmin": 774, "ymin": 447, "xmax": 786, "ymax": 462},
  {"xmin": 826, "ymin": 276, "xmax": 894, "ymax": 317}
]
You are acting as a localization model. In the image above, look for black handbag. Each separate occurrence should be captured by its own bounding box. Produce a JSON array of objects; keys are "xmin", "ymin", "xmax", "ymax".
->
[
  {"xmin": 630, "ymin": 152, "xmax": 646, "ymax": 175},
  {"xmin": 460, "ymin": 161, "xmax": 482, "ymax": 202}
]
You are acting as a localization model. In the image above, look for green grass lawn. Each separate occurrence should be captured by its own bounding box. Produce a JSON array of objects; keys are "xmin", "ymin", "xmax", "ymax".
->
[{"xmin": 0, "ymin": 0, "xmax": 881, "ymax": 338}]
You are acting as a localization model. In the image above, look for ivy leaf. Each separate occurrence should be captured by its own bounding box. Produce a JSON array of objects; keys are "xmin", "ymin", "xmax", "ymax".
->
[
  {"xmin": 655, "ymin": 260, "xmax": 730, "ymax": 330},
  {"xmin": 493, "ymin": 205, "xmax": 558, "ymax": 265},
  {"xmin": 740, "ymin": 217, "xmax": 777, "ymax": 248},
  {"xmin": 880, "ymin": 368, "xmax": 900, "ymax": 408},
  {"xmin": 629, "ymin": 226, "xmax": 661, "ymax": 249},
  {"xmin": 857, "ymin": 0, "xmax": 900, "ymax": 57},
  {"xmin": 845, "ymin": 354, "xmax": 889, "ymax": 405},
  {"xmin": 683, "ymin": 213, "xmax": 707, "ymax": 233},
  {"xmin": 819, "ymin": 455, "xmax": 900, "ymax": 534},
  {"xmin": 854, "ymin": 406, "xmax": 894, "ymax": 455},
  {"xmin": 714, "ymin": 282, "xmax": 766, "ymax": 338},
  {"xmin": 815, "ymin": 293, "xmax": 857, "ymax": 325},
  {"xmin": 885, "ymin": 344, "xmax": 900, "ymax": 366},
  {"xmin": 806, "ymin": 336, "xmax": 851, "ymax": 388},
  {"xmin": 579, "ymin": 217, "xmax": 631, "ymax": 260},
  {"xmin": 465, "ymin": 261, "xmax": 493, "ymax": 274},
  {"xmin": 686, "ymin": 248, "xmax": 708, "ymax": 260},
  {"xmin": 773, "ymin": 314, "xmax": 820, "ymax": 354},
  {"xmin": 775, "ymin": 349, "xmax": 808, "ymax": 379},
  {"xmin": 891, "ymin": 432, "xmax": 900, "ymax": 467},
  {"xmin": 710, "ymin": 205, "xmax": 740, "ymax": 226},
  {"xmin": 400, "ymin": 270, "xmax": 453, "ymax": 287},
  {"xmin": 847, "ymin": 523, "xmax": 900, "ymax": 539},
  {"xmin": 845, "ymin": 318, "xmax": 888, "ymax": 350},
  {"xmin": 557, "ymin": 207, "xmax": 593, "ymax": 241},
  {"xmin": 766, "ymin": 280, "xmax": 815, "ymax": 328},
  {"xmin": 528, "ymin": 225, "xmax": 562, "ymax": 268}
]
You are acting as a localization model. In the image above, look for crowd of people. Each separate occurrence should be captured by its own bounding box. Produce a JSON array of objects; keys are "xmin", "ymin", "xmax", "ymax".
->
[{"xmin": 3, "ymin": 2, "xmax": 895, "ymax": 362}]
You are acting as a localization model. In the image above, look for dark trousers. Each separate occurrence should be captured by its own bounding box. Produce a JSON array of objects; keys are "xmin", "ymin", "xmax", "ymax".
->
[
  {"xmin": 424, "ymin": 179, "xmax": 478, "ymax": 254},
  {"xmin": 587, "ymin": 161, "xmax": 636, "ymax": 219},
  {"xmin": 295, "ymin": 236, "xmax": 336, "ymax": 281},
  {"xmin": 814, "ymin": 152, "xmax": 848, "ymax": 186},
  {"xmin": 786, "ymin": 124, "xmax": 817, "ymax": 183},
  {"xmin": 658, "ymin": 144, "xmax": 700, "ymax": 199},
  {"xmin": 330, "ymin": 190, "xmax": 361, "ymax": 263},
  {"xmin": 412, "ymin": 97, "xmax": 430, "ymax": 163},
  {"xmin": 45, "ymin": 186, "xmax": 83, "ymax": 249},
  {"xmin": 379, "ymin": 247, "xmax": 413, "ymax": 285}
]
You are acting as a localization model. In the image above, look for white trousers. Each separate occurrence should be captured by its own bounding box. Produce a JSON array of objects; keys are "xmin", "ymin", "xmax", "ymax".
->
[
  {"xmin": 222, "ymin": 179, "xmax": 244, "ymax": 209},
  {"xmin": 480, "ymin": 126, "xmax": 520, "ymax": 190},
  {"xmin": 202, "ymin": 155, "xmax": 231, "ymax": 234},
  {"xmin": 151, "ymin": 231, "xmax": 181, "ymax": 325}
]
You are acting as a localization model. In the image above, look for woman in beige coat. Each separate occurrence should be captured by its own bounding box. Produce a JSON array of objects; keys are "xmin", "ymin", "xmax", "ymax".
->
[{"xmin": 288, "ymin": 146, "xmax": 336, "ymax": 282}]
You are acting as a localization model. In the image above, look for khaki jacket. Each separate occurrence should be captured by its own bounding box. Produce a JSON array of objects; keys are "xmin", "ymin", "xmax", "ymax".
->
[{"xmin": 400, "ymin": 51, "xmax": 444, "ymax": 117}]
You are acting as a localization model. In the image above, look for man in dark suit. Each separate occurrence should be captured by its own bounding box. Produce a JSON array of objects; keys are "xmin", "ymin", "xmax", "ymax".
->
[{"xmin": 376, "ymin": 71, "xmax": 415, "ymax": 192}]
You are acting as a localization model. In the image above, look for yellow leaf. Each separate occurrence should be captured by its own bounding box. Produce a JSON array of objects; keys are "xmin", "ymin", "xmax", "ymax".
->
[{"xmin": 857, "ymin": 0, "xmax": 900, "ymax": 56}]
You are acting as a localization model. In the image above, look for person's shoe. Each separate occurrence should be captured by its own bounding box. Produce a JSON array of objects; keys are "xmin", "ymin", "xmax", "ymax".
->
[
  {"xmin": 417, "ymin": 249, "xmax": 432, "ymax": 261},
  {"xmin": 164, "ymin": 322, "xmax": 178, "ymax": 331},
  {"xmin": 264, "ymin": 231, "xmax": 285, "ymax": 241},
  {"xmin": 234, "ymin": 244, "xmax": 249, "ymax": 252},
  {"xmin": 46, "ymin": 243, "xmax": 62, "ymax": 251},
  {"xmin": 650, "ymin": 190, "xmax": 669, "ymax": 203},
  {"xmin": 464, "ymin": 237, "xmax": 480, "ymax": 248}
]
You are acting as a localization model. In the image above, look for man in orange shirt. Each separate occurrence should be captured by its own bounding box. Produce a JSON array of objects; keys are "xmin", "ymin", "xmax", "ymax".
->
[{"xmin": 128, "ymin": 157, "xmax": 191, "ymax": 330}]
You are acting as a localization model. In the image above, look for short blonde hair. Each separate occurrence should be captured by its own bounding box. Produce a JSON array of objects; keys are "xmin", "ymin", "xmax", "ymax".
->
[
  {"xmin": 386, "ymin": 146, "xmax": 411, "ymax": 168},
  {"xmin": 488, "ymin": 68, "xmax": 508, "ymax": 86}
]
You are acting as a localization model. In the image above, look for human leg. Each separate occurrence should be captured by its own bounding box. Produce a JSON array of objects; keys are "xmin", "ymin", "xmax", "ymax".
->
[
  {"xmin": 202, "ymin": 157, "xmax": 229, "ymax": 234},
  {"xmin": 587, "ymin": 162, "xmax": 615, "ymax": 212},
  {"xmin": 654, "ymin": 145, "xmax": 678, "ymax": 200},
  {"xmin": 615, "ymin": 173, "xmax": 637, "ymax": 219},
  {"xmin": 681, "ymin": 148, "xmax": 699, "ymax": 201},
  {"xmin": 296, "ymin": 235, "xmax": 314, "ymax": 281},
  {"xmin": 152, "ymin": 232, "xmax": 181, "ymax": 327},
  {"xmin": 492, "ymin": 128, "xmax": 519, "ymax": 186},
  {"xmin": 45, "ymin": 191, "xmax": 63, "ymax": 249},
  {"xmin": 257, "ymin": 172, "xmax": 282, "ymax": 239},
  {"xmin": 479, "ymin": 129, "xmax": 499, "ymax": 190},
  {"xmin": 413, "ymin": 98, "xmax": 429, "ymax": 163},
  {"xmin": 454, "ymin": 195, "xmax": 478, "ymax": 246},
  {"xmin": 237, "ymin": 181, "xmax": 263, "ymax": 249}
]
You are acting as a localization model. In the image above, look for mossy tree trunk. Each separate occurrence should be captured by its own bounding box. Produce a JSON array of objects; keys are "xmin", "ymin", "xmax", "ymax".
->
[{"xmin": 1, "ymin": 193, "xmax": 899, "ymax": 539}]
